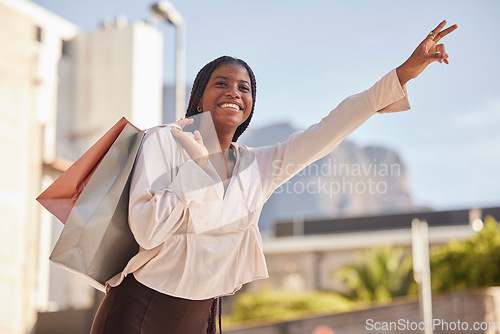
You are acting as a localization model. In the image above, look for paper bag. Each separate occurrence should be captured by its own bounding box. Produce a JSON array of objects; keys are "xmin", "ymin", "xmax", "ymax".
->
[{"xmin": 37, "ymin": 118, "xmax": 144, "ymax": 291}]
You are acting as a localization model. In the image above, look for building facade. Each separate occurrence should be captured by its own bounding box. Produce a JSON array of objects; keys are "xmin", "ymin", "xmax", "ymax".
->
[{"xmin": 0, "ymin": 1, "xmax": 164, "ymax": 332}]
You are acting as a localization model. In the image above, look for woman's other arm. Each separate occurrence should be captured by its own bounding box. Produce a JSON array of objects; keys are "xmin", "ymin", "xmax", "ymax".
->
[{"xmin": 128, "ymin": 127, "xmax": 221, "ymax": 249}]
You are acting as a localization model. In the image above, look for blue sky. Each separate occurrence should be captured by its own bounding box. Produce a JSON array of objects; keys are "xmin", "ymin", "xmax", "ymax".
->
[{"xmin": 32, "ymin": 0, "xmax": 500, "ymax": 211}]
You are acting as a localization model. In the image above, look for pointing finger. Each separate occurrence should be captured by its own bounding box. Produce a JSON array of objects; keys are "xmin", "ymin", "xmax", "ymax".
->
[
  {"xmin": 434, "ymin": 24, "xmax": 458, "ymax": 43},
  {"xmin": 174, "ymin": 118, "xmax": 194, "ymax": 128},
  {"xmin": 427, "ymin": 20, "xmax": 447, "ymax": 41},
  {"xmin": 194, "ymin": 130, "xmax": 204, "ymax": 145},
  {"xmin": 170, "ymin": 123, "xmax": 183, "ymax": 131},
  {"xmin": 171, "ymin": 126, "xmax": 182, "ymax": 137},
  {"xmin": 432, "ymin": 20, "xmax": 447, "ymax": 35}
]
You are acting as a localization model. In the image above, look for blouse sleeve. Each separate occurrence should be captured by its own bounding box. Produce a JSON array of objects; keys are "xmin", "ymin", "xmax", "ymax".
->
[
  {"xmin": 128, "ymin": 127, "xmax": 222, "ymax": 249},
  {"xmin": 249, "ymin": 68, "xmax": 411, "ymax": 200}
]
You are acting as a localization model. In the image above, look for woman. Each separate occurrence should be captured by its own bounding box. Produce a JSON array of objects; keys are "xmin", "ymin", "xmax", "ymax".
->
[{"xmin": 91, "ymin": 20, "xmax": 457, "ymax": 334}]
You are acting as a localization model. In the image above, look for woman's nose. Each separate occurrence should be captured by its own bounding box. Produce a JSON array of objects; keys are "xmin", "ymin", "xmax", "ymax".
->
[{"xmin": 225, "ymin": 85, "xmax": 241, "ymax": 98}]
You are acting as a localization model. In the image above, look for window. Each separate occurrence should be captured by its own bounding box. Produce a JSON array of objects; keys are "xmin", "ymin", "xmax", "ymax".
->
[{"xmin": 36, "ymin": 26, "xmax": 43, "ymax": 43}]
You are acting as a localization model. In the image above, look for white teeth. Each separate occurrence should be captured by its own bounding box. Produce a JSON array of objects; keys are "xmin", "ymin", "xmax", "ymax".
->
[{"xmin": 220, "ymin": 103, "xmax": 240, "ymax": 110}]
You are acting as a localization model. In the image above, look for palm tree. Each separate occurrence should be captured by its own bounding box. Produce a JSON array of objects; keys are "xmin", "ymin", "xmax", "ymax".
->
[{"xmin": 334, "ymin": 245, "xmax": 414, "ymax": 303}]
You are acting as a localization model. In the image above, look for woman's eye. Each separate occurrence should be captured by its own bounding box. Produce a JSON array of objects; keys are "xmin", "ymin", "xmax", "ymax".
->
[
  {"xmin": 215, "ymin": 81, "xmax": 226, "ymax": 87},
  {"xmin": 240, "ymin": 86, "xmax": 250, "ymax": 92}
]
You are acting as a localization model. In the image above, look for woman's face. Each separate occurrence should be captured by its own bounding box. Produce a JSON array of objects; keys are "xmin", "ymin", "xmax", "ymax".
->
[{"xmin": 198, "ymin": 62, "xmax": 253, "ymax": 136}]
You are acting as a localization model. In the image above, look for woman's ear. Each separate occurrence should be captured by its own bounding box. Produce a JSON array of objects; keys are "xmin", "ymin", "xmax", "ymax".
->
[{"xmin": 197, "ymin": 97, "xmax": 203, "ymax": 111}]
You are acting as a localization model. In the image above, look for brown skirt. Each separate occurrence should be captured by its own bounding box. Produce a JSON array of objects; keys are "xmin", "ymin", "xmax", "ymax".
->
[{"xmin": 90, "ymin": 274, "xmax": 214, "ymax": 334}]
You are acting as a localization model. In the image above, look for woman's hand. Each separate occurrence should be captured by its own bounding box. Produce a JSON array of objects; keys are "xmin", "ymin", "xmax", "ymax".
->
[
  {"xmin": 171, "ymin": 118, "xmax": 209, "ymax": 169},
  {"xmin": 397, "ymin": 20, "xmax": 458, "ymax": 86}
]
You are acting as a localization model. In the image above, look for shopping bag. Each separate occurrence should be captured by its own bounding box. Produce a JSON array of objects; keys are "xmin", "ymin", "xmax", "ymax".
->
[
  {"xmin": 37, "ymin": 117, "xmax": 137, "ymax": 223},
  {"xmin": 37, "ymin": 117, "xmax": 144, "ymax": 291}
]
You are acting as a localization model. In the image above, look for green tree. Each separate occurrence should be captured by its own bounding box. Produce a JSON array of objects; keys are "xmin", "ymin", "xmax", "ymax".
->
[
  {"xmin": 430, "ymin": 216, "xmax": 500, "ymax": 292},
  {"xmin": 230, "ymin": 290, "xmax": 352, "ymax": 323},
  {"xmin": 334, "ymin": 245, "xmax": 415, "ymax": 303}
]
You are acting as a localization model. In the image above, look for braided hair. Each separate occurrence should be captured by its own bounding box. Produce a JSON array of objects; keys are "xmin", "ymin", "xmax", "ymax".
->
[
  {"xmin": 207, "ymin": 297, "xmax": 222, "ymax": 334},
  {"xmin": 185, "ymin": 56, "xmax": 257, "ymax": 142}
]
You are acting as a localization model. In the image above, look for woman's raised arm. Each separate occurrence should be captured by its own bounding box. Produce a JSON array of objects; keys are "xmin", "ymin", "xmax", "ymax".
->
[{"xmin": 251, "ymin": 20, "xmax": 457, "ymax": 200}]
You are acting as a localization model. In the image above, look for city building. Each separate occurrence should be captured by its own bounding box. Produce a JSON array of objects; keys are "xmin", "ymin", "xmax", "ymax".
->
[
  {"xmin": 0, "ymin": 0, "xmax": 163, "ymax": 332},
  {"xmin": 254, "ymin": 206, "xmax": 500, "ymax": 292}
]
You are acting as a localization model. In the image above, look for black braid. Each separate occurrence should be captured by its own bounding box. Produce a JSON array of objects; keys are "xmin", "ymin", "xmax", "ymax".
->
[
  {"xmin": 207, "ymin": 297, "xmax": 223, "ymax": 333},
  {"xmin": 207, "ymin": 299, "xmax": 216, "ymax": 334},
  {"xmin": 218, "ymin": 297, "xmax": 222, "ymax": 333},
  {"xmin": 185, "ymin": 56, "xmax": 257, "ymax": 142}
]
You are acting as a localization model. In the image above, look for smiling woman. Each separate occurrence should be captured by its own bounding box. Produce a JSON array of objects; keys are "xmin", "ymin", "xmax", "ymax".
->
[
  {"xmin": 185, "ymin": 56, "xmax": 257, "ymax": 143},
  {"xmin": 90, "ymin": 22, "xmax": 457, "ymax": 334},
  {"xmin": 199, "ymin": 62, "xmax": 253, "ymax": 141}
]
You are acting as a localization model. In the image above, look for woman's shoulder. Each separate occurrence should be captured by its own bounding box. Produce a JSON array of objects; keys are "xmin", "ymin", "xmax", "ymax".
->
[
  {"xmin": 237, "ymin": 141, "xmax": 277, "ymax": 157},
  {"xmin": 145, "ymin": 124, "xmax": 180, "ymax": 140},
  {"xmin": 233, "ymin": 141, "xmax": 255, "ymax": 156},
  {"xmin": 233, "ymin": 142, "xmax": 263, "ymax": 168},
  {"xmin": 141, "ymin": 124, "xmax": 183, "ymax": 152}
]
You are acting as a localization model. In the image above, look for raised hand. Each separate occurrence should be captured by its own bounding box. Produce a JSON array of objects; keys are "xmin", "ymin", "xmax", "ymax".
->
[
  {"xmin": 171, "ymin": 118, "xmax": 209, "ymax": 169},
  {"xmin": 397, "ymin": 20, "xmax": 458, "ymax": 86}
]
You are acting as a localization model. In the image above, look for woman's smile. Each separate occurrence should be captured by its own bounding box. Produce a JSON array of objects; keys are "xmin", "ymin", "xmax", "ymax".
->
[{"xmin": 218, "ymin": 102, "xmax": 242, "ymax": 111}]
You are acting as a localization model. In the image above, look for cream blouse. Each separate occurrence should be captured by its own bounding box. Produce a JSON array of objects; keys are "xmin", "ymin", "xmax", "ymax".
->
[{"xmin": 107, "ymin": 69, "xmax": 411, "ymax": 300}]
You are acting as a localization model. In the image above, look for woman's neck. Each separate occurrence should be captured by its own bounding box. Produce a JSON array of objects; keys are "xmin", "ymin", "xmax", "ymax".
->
[
  {"xmin": 198, "ymin": 118, "xmax": 235, "ymax": 158},
  {"xmin": 204, "ymin": 136, "xmax": 233, "ymax": 158}
]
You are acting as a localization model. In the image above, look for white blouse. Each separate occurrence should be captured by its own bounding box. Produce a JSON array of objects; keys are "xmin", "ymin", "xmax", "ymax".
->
[{"xmin": 107, "ymin": 68, "xmax": 411, "ymax": 300}]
